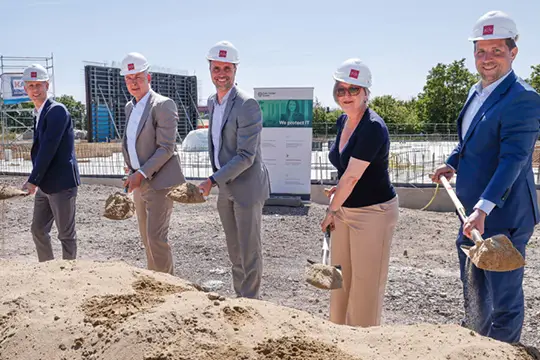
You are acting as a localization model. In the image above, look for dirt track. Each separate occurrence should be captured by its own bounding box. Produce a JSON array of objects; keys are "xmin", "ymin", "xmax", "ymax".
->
[{"xmin": 0, "ymin": 176, "xmax": 539, "ymax": 349}]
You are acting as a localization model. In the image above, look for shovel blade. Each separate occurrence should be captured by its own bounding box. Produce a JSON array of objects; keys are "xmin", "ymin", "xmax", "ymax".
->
[
  {"xmin": 103, "ymin": 191, "xmax": 136, "ymax": 220},
  {"xmin": 305, "ymin": 262, "xmax": 343, "ymax": 290},
  {"xmin": 460, "ymin": 245, "xmax": 471, "ymax": 258},
  {"xmin": 461, "ymin": 234, "xmax": 525, "ymax": 272}
]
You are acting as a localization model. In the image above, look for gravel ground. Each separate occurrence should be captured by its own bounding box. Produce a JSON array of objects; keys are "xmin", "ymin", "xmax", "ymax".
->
[{"xmin": 1, "ymin": 175, "xmax": 539, "ymax": 349}]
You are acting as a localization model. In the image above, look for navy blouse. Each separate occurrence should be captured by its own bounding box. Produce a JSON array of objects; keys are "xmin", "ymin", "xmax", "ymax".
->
[{"xmin": 328, "ymin": 109, "xmax": 396, "ymax": 208}]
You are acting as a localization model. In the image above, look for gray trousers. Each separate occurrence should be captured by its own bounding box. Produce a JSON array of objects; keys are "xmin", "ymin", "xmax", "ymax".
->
[
  {"xmin": 217, "ymin": 190, "xmax": 264, "ymax": 299},
  {"xmin": 31, "ymin": 187, "xmax": 78, "ymax": 262}
]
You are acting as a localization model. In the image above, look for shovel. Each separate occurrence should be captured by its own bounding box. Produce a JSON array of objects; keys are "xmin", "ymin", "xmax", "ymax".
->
[
  {"xmin": 439, "ymin": 175, "xmax": 525, "ymax": 272},
  {"xmin": 0, "ymin": 185, "xmax": 30, "ymax": 200},
  {"xmin": 305, "ymin": 226, "xmax": 343, "ymax": 290},
  {"xmin": 103, "ymin": 179, "xmax": 135, "ymax": 220},
  {"xmin": 167, "ymin": 182, "xmax": 207, "ymax": 204}
]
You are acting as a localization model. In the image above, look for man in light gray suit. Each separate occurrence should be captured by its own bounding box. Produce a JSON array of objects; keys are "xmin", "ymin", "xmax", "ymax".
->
[
  {"xmin": 199, "ymin": 41, "xmax": 270, "ymax": 299},
  {"xmin": 120, "ymin": 52, "xmax": 186, "ymax": 275}
]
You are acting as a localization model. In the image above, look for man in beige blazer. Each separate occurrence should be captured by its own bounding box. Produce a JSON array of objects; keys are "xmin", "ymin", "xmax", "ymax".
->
[
  {"xmin": 199, "ymin": 41, "xmax": 270, "ymax": 299},
  {"xmin": 120, "ymin": 52, "xmax": 186, "ymax": 275}
]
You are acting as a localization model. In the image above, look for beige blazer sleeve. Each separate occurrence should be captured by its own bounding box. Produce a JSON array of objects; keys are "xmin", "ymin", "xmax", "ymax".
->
[{"xmin": 139, "ymin": 99, "xmax": 178, "ymax": 179}]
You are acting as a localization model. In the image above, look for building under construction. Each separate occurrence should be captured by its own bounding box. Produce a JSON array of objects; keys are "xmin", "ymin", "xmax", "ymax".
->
[{"xmin": 84, "ymin": 64, "xmax": 198, "ymax": 143}]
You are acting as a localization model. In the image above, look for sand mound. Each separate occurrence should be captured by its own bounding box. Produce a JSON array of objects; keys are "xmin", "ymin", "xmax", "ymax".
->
[
  {"xmin": 103, "ymin": 191, "xmax": 135, "ymax": 220},
  {"xmin": 0, "ymin": 259, "xmax": 535, "ymax": 360},
  {"xmin": 0, "ymin": 185, "xmax": 27, "ymax": 200},
  {"xmin": 167, "ymin": 182, "xmax": 206, "ymax": 204}
]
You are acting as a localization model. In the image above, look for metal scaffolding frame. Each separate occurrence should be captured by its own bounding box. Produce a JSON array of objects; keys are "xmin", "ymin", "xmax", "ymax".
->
[
  {"xmin": 0, "ymin": 54, "xmax": 55, "ymax": 148},
  {"xmin": 84, "ymin": 64, "xmax": 198, "ymax": 143}
]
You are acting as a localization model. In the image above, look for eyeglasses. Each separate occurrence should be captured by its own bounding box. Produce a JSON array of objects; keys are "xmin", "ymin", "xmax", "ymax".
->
[{"xmin": 335, "ymin": 86, "xmax": 362, "ymax": 97}]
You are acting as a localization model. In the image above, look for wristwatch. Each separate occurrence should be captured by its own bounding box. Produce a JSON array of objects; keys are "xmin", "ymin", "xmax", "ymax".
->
[
  {"xmin": 209, "ymin": 176, "xmax": 217, "ymax": 187},
  {"xmin": 326, "ymin": 207, "xmax": 338, "ymax": 216}
]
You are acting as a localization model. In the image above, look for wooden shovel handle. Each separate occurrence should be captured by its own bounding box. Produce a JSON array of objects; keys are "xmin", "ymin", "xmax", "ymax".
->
[
  {"xmin": 439, "ymin": 176, "xmax": 484, "ymax": 245},
  {"xmin": 439, "ymin": 176, "xmax": 467, "ymax": 222},
  {"xmin": 470, "ymin": 229, "xmax": 484, "ymax": 245}
]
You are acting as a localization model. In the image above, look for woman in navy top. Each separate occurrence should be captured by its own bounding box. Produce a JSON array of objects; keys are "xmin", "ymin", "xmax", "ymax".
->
[{"xmin": 320, "ymin": 58, "xmax": 399, "ymax": 327}]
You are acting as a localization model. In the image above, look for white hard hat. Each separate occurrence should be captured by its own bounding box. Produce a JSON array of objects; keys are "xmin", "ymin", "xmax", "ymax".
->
[
  {"xmin": 120, "ymin": 52, "xmax": 149, "ymax": 76},
  {"xmin": 22, "ymin": 64, "xmax": 49, "ymax": 82},
  {"xmin": 206, "ymin": 40, "xmax": 239, "ymax": 64},
  {"xmin": 333, "ymin": 58, "xmax": 372, "ymax": 88},
  {"xmin": 469, "ymin": 10, "xmax": 519, "ymax": 42}
]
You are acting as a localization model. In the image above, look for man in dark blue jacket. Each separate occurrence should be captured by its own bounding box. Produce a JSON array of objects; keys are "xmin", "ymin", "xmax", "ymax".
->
[
  {"xmin": 432, "ymin": 11, "xmax": 540, "ymax": 343},
  {"xmin": 21, "ymin": 64, "xmax": 80, "ymax": 262}
]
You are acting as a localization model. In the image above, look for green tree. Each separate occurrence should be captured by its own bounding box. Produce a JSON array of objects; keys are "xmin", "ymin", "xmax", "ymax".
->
[
  {"xmin": 55, "ymin": 95, "xmax": 86, "ymax": 130},
  {"xmin": 369, "ymin": 95, "xmax": 422, "ymax": 134},
  {"xmin": 526, "ymin": 64, "xmax": 540, "ymax": 93},
  {"xmin": 416, "ymin": 59, "xmax": 478, "ymax": 133},
  {"xmin": 370, "ymin": 95, "xmax": 401, "ymax": 124},
  {"xmin": 312, "ymin": 97, "xmax": 337, "ymax": 137}
]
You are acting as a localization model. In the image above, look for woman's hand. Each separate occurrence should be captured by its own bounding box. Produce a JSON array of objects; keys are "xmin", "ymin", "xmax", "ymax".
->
[{"xmin": 320, "ymin": 211, "xmax": 335, "ymax": 232}]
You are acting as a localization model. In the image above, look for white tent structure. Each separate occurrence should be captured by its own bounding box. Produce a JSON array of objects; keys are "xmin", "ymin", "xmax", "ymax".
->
[{"xmin": 181, "ymin": 128, "xmax": 209, "ymax": 152}]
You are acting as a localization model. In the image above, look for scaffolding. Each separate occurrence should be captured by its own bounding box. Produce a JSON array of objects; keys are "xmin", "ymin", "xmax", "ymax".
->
[
  {"xmin": 84, "ymin": 64, "xmax": 198, "ymax": 143},
  {"xmin": 0, "ymin": 54, "xmax": 55, "ymax": 148}
]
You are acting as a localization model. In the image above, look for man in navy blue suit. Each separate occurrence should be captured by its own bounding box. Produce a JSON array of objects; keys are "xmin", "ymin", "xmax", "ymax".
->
[
  {"xmin": 21, "ymin": 64, "xmax": 80, "ymax": 262},
  {"xmin": 432, "ymin": 11, "xmax": 540, "ymax": 343}
]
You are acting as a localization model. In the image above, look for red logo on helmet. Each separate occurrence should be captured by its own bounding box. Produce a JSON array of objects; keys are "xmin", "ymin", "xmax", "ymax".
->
[
  {"xmin": 31, "ymin": 72, "xmax": 37, "ymax": 78},
  {"xmin": 349, "ymin": 69, "xmax": 359, "ymax": 79},
  {"xmin": 219, "ymin": 50, "xmax": 227, "ymax": 58},
  {"xmin": 483, "ymin": 25, "xmax": 494, "ymax": 35},
  {"xmin": 127, "ymin": 63, "xmax": 135, "ymax": 71}
]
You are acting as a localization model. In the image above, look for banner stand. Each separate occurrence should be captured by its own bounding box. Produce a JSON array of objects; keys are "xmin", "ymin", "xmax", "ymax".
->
[{"xmin": 254, "ymin": 87, "xmax": 314, "ymax": 207}]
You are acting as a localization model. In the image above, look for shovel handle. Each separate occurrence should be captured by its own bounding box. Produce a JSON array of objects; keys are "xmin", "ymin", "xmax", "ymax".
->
[
  {"xmin": 470, "ymin": 229, "xmax": 484, "ymax": 245},
  {"xmin": 122, "ymin": 175, "xmax": 129, "ymax": 193},
  {"xmin": 321, "ymin": 194, "xmax": 335, "ymax": 266},
  {"xmin": 439, "ymin": 176, "xmax": 467, "ymax": 223},
  {"xmin": 440, "ymin": 176, "xmax": 484, "ymax": 245},
  {"xmin": 322, "ymin": 227, "xmax": 331, "ymax": 265}
]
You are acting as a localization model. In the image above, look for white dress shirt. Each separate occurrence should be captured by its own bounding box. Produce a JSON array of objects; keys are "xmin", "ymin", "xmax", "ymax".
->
[
  {"xmin": 458, "ymin": 70, "xmax": 512, "ymax": 216},
  {"xmin": 211, "ymin": 88, "xmax": 233, "ymax": 169},
  {"xmin": 33, "ymin": 98, "xmax": 48, "ymax": 130},
  {"xmin": 126, "ymin": 91, "xmax": 151, "ymax": 177}
]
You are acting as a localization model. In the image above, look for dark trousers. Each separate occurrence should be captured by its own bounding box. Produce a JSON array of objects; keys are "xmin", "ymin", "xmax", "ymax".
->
[
  {"xmin": 457, "ymin": 225, "xmax": 533, "ymax": 343},
  {"xmin": 31, "ymin": 187, "xmax": 78, "ymax": 262}
]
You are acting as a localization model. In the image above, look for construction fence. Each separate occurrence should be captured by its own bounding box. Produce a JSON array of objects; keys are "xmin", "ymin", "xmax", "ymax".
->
[{"xmin": 2, "ymin": 136, "xmax": 540, "ymax": 186}]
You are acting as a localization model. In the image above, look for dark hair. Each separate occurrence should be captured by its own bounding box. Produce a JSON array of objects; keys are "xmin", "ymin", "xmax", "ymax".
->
[
  {"xmin": 285, "ymin": 100, "xmax": 300, "ymax": 116},
  {"xmin": 505, "ymin": 38, "xmax": 517, "ymax": 50},
  {"xmin": 208, "ymin": 61, "xmax": 237, "ymax": 70},
  {"xmin": 473, "ymin": 38, "xmax": 516, "ymax": 51}
]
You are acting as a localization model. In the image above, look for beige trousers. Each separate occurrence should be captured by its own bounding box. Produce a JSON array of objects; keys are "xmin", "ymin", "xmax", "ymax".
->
[
  {"xmin": 330, "ymin": 195, "xmax": 399, "ymax": 327},
  {"xmin": 133, "ymin": 181, "xmax": 175, "ymax": 275}
]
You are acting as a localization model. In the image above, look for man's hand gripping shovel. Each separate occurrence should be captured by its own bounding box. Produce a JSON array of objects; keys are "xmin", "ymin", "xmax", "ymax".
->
[{"xmin": 439, "ymin": 175, "xmax": 525, "ymax": 272}]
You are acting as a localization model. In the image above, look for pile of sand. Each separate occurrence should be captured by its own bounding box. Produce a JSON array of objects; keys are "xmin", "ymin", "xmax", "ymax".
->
[
  {"xmin": 167, "ymin": 182, "xmax": 206, "ymax": 204},
  {"xmin": 0, "ymin": 259, "xmax": 535, "ymax": 360},
  {"xmin": 103, "ymin": 191, "xmax": 135, "ymax": 220}
]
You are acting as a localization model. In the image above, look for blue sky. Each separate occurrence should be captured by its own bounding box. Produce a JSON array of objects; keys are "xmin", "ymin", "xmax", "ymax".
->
[{"xmin": 1, "ymin": 0, "xmax": 538, "ymax": 107}]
